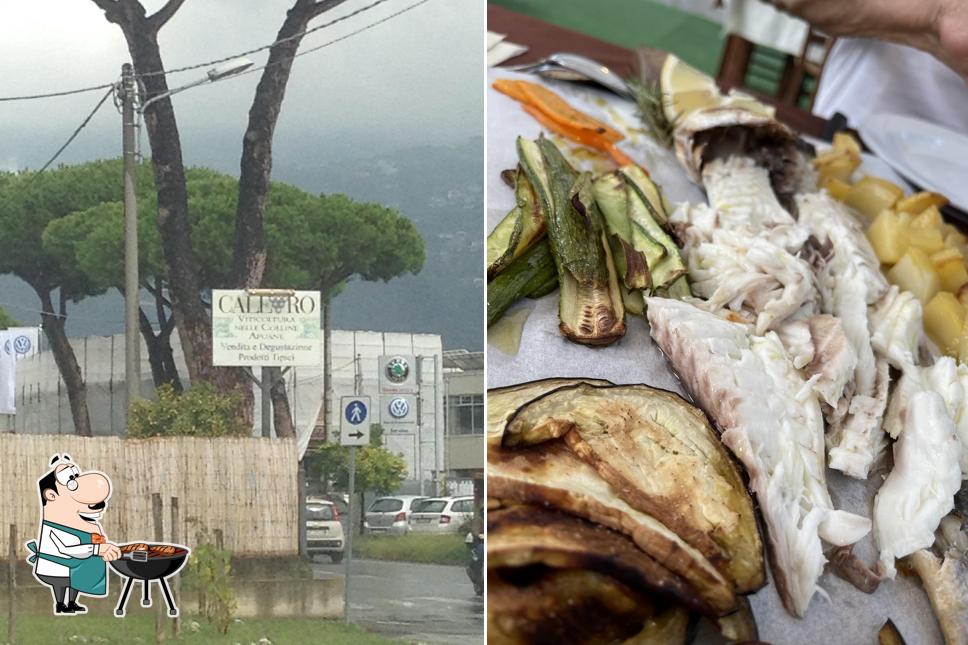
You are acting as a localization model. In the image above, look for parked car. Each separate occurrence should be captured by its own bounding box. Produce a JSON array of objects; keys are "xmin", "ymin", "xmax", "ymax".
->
[
  {"xmin": 305, "ymin": 499, "xmax": 344, "ymax": 562},
  {"xmin": 364, "ymin": 495, "xmax": 427, "ymax": 536},
  {"xmin": 313, "ymin": 493, "xmax": 349, "ymax": 520},
  {"xmin": 408, "ymin": 496, "xmax": 476, "ymax": 534}
]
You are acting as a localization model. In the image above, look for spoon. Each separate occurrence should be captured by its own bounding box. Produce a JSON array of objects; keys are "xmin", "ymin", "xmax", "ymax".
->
[{"xmin": 508, "ymin": 52, "xmax": 634, "ymax": 100}]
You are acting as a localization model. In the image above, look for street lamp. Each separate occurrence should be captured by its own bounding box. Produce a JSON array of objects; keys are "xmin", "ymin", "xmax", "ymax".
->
[{"xmin": 119, "ymin": 57, "xmax": 253, "ymax": 418}]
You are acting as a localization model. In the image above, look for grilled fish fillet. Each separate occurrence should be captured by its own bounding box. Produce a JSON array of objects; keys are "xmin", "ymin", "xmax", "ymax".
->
[
  {"xmin": 688, "ymin": 158, "xmax": 807, "ymax": 254},
  {"xmin": 882, "ymin": 357, "xmax": 968, "ymax": 476},
  {"xmin": 797, "ymin": 191, "xmax": 891, "ymax": 479},
  {"xmin": 870, "ymin": 286, "xmax": 924, "ymax": 371},
  {"xmin": 874, "ymin": 390, "xmax": 963, "ymax": 578},
  {"xmin": 683, "ymin": 227, "xmax": 816, "ymax": 334},
  {"xmin": 647, "ymin": 296, "xmax": 871, "ymax": 616}
]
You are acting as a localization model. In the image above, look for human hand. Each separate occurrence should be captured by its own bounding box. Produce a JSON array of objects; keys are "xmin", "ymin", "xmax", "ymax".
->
[
  {"xmin": 768, "ymin": 0, "xmax": 968, "ymax": 80},
  {"xmin": 100, "ymin": 543, "xmax": 122, "ymax": 561}
]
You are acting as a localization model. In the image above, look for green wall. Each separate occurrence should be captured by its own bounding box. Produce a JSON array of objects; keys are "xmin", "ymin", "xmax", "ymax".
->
[{"xmin": 490, "ymin": 0, "xmax": 726, "ymax": 74}]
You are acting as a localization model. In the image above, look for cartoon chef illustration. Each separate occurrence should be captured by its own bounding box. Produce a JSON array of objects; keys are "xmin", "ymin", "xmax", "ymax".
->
[{"xmin": 26, "ymin": 454, "xmax": 122, "ymax": 615}]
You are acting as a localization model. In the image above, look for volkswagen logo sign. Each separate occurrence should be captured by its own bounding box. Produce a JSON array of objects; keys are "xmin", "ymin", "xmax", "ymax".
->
[
  {"xmin": 387, "ymin": 397, "xmax": 410, "ymax": 419},
  {"xmin": 12, "ymin": 335, "xmax": 31, "ymax": 356},
  {"xmin": 384, "ymin": 356, "xmax": 410, "ymax": 384}
]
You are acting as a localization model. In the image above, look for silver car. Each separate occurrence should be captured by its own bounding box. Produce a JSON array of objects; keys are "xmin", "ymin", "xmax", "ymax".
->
[
  {"xmin": 306, "ymin": 499, "xmax": 344, "ymax": 562},
  {"xmin": 364, "ymin": 495, "xmax": 427, "ymax": 536},
  {"xmin": 408, "ymin": 496, "xmax": 476, "ymax": 534}
]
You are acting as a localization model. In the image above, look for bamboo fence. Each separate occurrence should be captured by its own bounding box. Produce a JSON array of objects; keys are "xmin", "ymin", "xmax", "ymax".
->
[{"xmin": 0, "ymin": 434, "xmax": 298, "ymax": 558}]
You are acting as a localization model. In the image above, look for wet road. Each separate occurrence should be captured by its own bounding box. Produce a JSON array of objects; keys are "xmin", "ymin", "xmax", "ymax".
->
[{"xmin": 313, "ymin": 558, "xmax": 484, "ymax": 644}]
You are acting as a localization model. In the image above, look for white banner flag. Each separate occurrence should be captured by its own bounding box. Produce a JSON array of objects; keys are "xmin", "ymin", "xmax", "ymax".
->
[
  {"xmin": 0, "ymin": 331, "xmax": 15, "ymax": 414},
  {"xmin": 4, "ymin": 327, "xmax": 39, "ymax": 360}
]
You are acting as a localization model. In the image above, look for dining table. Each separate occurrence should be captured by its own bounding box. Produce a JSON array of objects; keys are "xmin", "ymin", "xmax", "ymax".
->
[{"xmin": 488, "ymin": 4, "xmax": 829, "ymax": 138}]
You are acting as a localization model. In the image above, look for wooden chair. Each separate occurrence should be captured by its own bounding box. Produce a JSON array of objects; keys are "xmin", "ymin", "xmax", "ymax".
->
[{"xmin": 716, "ymin": 28, "xmax": 834, "ymax": 110}]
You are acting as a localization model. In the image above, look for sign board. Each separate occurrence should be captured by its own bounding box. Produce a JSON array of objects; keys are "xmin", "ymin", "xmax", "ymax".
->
[
  {"xmin": 3, "ymin": 327, "xmax": 38, "ymax": 361},
  {"xmin": 0, "ymin": 327, "xmax": 39, "ymax": 415},
  {"xmin": 378, "ymin": 354, "xmax": 417, "ymax": 394},
  {"xmin": 340, "ymin": 396, "xmax": 371, "ymax": 446},
  {"xmin": 0, "ymin": 332, "xmax": 15, "ymax": 414},
  {"xmin": 212, "ymin": 290, "xmax": 321, "ymax": 367},
  {"xmin": 381, "ymin": 394, "xmax": 416, "ymax": 434}
]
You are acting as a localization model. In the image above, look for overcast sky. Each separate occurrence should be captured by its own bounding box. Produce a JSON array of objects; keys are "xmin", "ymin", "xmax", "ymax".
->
[{"xmin": 0, "ymin": 0, "xmax": 484, "ymax": 171}]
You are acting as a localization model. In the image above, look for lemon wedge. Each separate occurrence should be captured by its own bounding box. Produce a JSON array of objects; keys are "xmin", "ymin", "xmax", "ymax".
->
[
  {"xmin": 660, "ymin": 54, "xmax": 775, "ymax": 122},
  {"xmin": 660, "ymin": 54, "xmax": 721, "ymax": 123}
]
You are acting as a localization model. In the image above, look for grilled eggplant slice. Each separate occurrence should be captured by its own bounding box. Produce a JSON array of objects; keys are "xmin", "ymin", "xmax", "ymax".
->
[
  {"xmin": 502, "ymin": 383, "xmax": 765, "ymax": 593},
  {"xmin": 624, "ymin": 605, "xmax": 690, "ymax": 645},
  {"xmin": 518, "ymin": 135, "xmax": 626, "ymax": 346},
  {"xmin": 488, "ymin": 505, "xmax": 714, "ymax": 616},
  {"xmin": 487, "ymin": 165, "xmax": 547, "ymax": 280},
  {"xmin": 714, "ymin": 596, "xmax": 759, "ymax": 643},
  {"xmin": 488, "ymin": 441, "xmax": 737, "ymax": 615},
  {"xmin": 488, "ymin": 568, "xmax": 655, "ymax": 645},
  {"xmin": 487, "ymin": 378, "xmax": 612, "ymax": 447}
]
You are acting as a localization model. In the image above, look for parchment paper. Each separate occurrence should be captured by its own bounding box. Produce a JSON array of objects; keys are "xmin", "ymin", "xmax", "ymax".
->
[{"xmin": 486, "ymin": 69, "xmax": 942, "ymax": 645}]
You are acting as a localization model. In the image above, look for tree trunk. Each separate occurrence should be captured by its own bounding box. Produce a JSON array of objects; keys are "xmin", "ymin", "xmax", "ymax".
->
[
  {"xmin": 268, "ymin": 366, "xmax": 296, "ymax": 439},
  {"xmin": 138, "ymin": 309, "xmax": 166, "ymax": 389},
  {"xmin": 138, "ymin": 309, "xmax": 182, "ymax": 392},
  {"xmin": 230, "ymin": 0, "xmax": 350, "ymax": 433},
  {"xmin": 93, "ymin": 0, "xmax": 251, "ymax": 421},
  {"xmin": 93, "ymin": 0, "xmax": 350, "ymax": 433},
  {"xmin": 37, "ymin": 289, "xmax": 91, "ymax": 436},
  {"xmin": 232, "ymin": 0, "xmax": 350, "ymax": 288}
]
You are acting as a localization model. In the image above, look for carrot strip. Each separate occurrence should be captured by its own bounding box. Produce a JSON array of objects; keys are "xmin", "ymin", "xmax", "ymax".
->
[
  {"xmin": 517, "ymin": 81, "xmax": 624, "ymax": 143},
  {"xmin": 604, "ymin": 143, "xmax": 636, "ymax": 168},
  {"xmin": 520, "ymin": 104, "xmax": 606, "ymax": 148},
  {"xmin": 521, "ymin": 104, "xmax": 638, "ymax": 169},
  {"xmin": 492, "ymin": 79, "xmax": 530, "ymax": 102}
]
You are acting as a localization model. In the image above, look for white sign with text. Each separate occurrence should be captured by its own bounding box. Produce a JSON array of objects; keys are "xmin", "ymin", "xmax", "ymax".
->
[{"xmin": 212, "ymin": 290, "xmax": 321, "ymax": 367}]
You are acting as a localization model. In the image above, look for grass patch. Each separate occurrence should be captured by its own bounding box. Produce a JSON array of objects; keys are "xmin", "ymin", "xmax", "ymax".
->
[
  {"xmin": 0, "ymin": 614, "xmax": 392, "ymax": 644},
  {"xmin": 353, "ymin": 533, "xmax": 466, "ymax": 566}
]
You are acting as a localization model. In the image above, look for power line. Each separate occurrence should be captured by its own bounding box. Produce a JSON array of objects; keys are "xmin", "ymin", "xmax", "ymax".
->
[
  {"xmin": 200, "ymin": 0, "xmax": 433, "ymax": 87},
  {"xmin": 0, "ymin": 82, "xmax": 115, "ymax": 103},
  {"xmin": 135, "ymin": 0, "xmax": 411, "ymax": 79},
  {"xmin": 0, "ymin": 0, "xmax": 429, "ymax": 104},
  {"xmin": 33, "ymin": 86, "xmax": 116, "ymax": 175}
]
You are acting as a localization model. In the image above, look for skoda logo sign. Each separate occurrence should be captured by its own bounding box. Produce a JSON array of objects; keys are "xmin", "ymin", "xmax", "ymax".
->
[
  {"xmin": 388, "ymin": 397, "xmax": 410, "ymax": 419},
  {"xmin": 384, "ymin": 356, "xmax": 410, "ymax": 384}
]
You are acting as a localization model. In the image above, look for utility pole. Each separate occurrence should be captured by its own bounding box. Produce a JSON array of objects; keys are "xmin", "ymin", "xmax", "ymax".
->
[
  {"xmin": 433, "ymin": 353, "xmax": 440, "ymax": 495},
  {"xmin": 415, "ymin": 355, "xmax": 424, "ymax": 496},
  {"xmin": 121, "ymin": 63, "xmax": 141, "ymax": 416},
  {"xmin": 322, "ymin": 298, "xmax": 332, "ymax": 441},
  {"xmin": 344, "ymin": 353, "xmax": 362, "ymax": 624}
]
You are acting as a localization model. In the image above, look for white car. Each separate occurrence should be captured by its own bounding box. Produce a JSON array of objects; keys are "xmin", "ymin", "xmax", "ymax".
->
[
  {"xmin": 408, "ymin": 496, "xmax": 476, "ymax": 534},
  {"xmin": 364, "ymin": 495, "xmax": 427, "ymax": 536},
  {"xmin": 306, "ymin": 499, "xmax": 344, "ymax": 562}
]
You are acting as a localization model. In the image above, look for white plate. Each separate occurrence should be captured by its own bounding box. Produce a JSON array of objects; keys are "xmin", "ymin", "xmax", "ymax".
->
[{"xmin": 860, "ymin": 113, "xmax": 968, "ymax": 211}]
